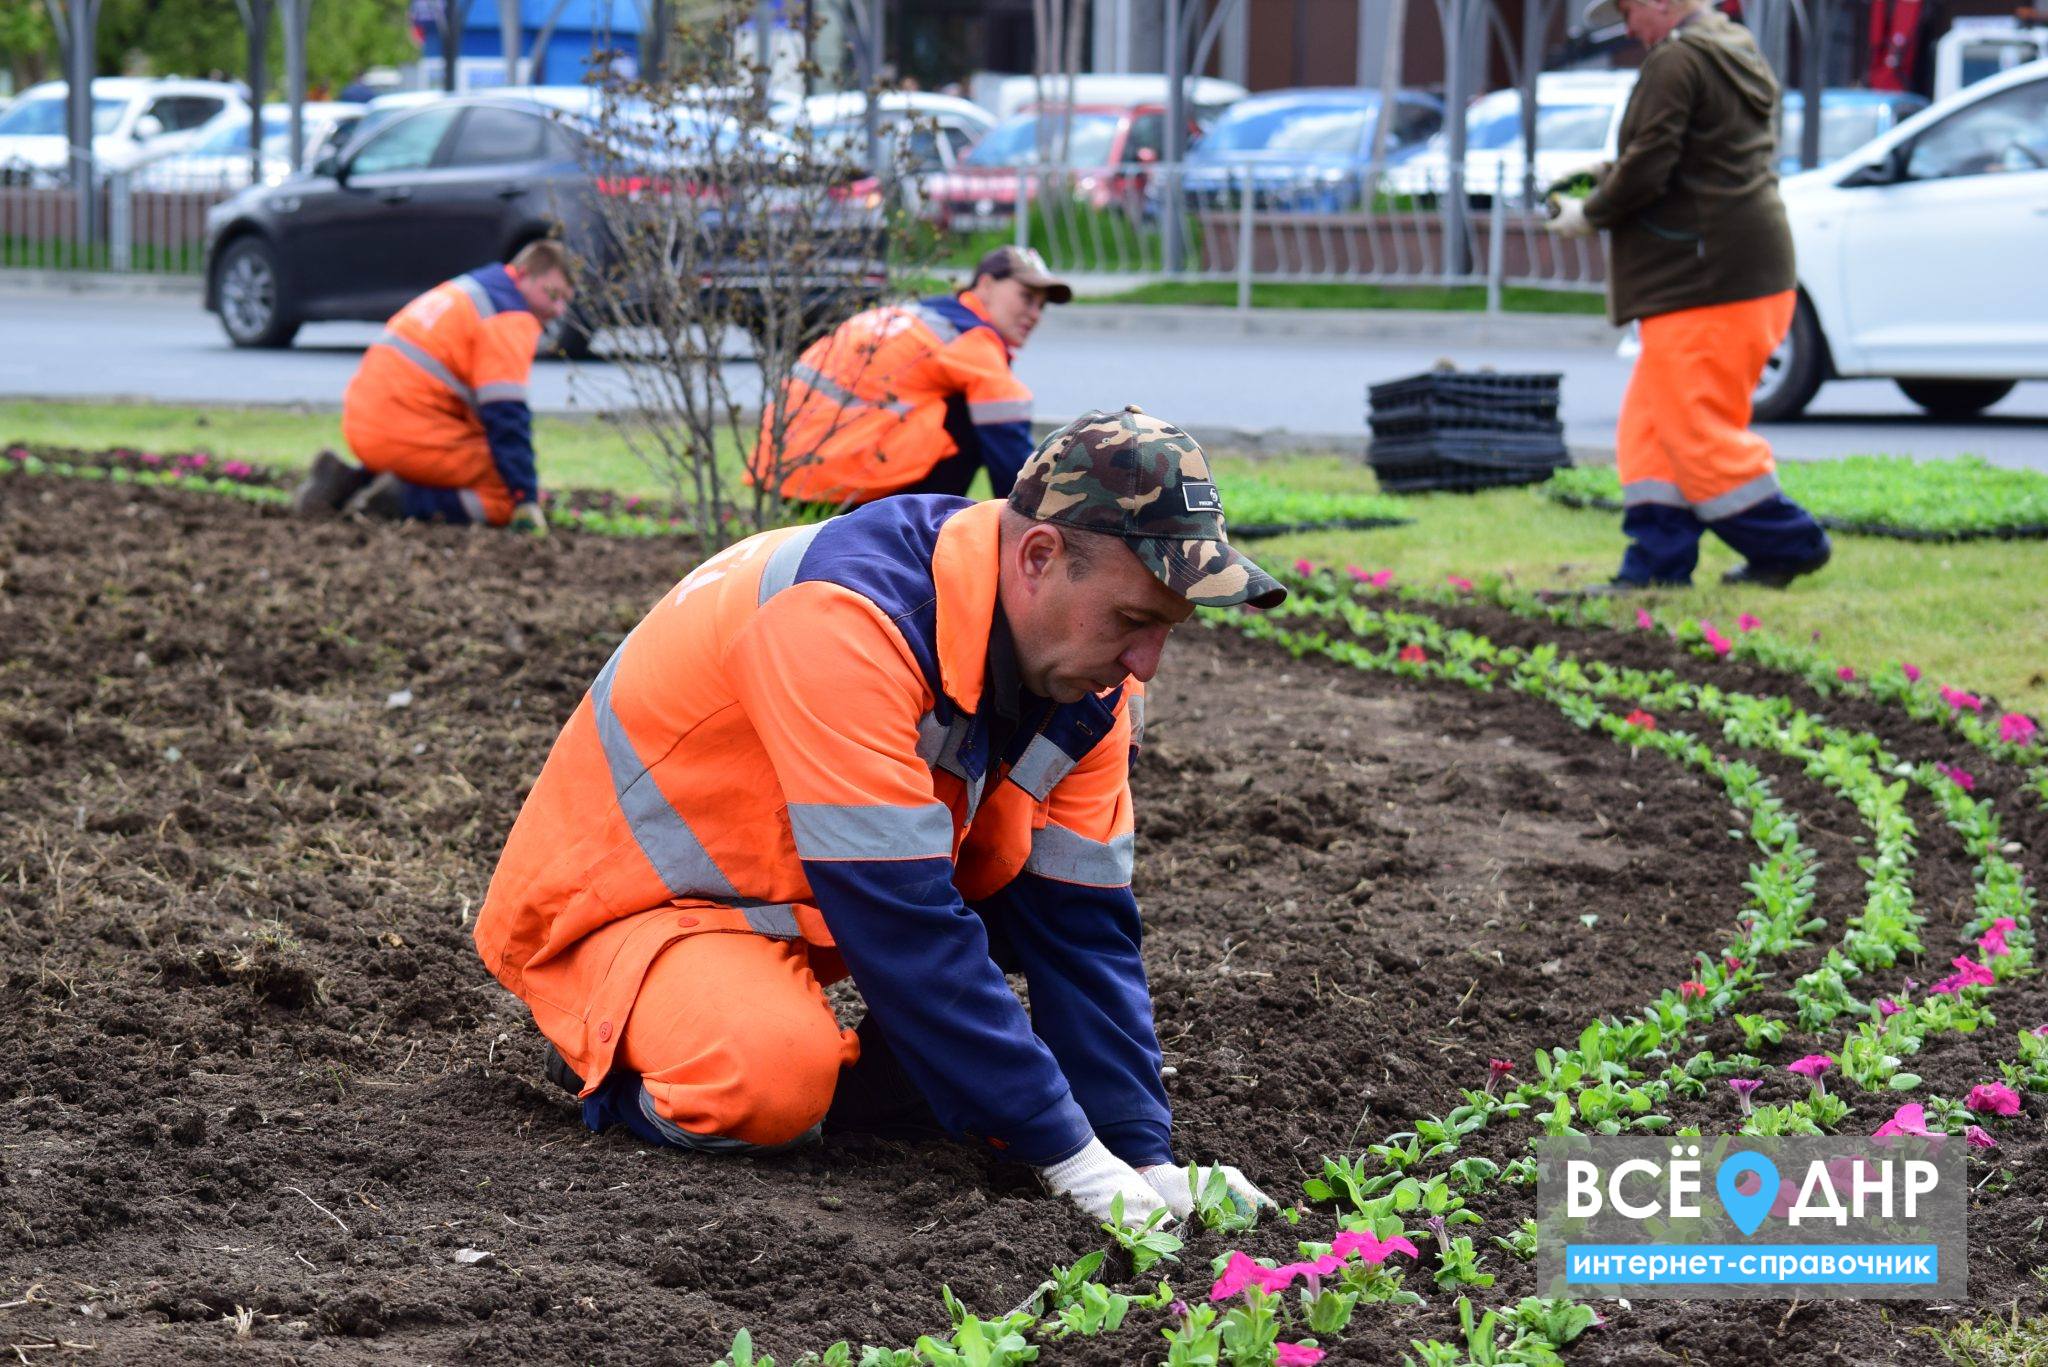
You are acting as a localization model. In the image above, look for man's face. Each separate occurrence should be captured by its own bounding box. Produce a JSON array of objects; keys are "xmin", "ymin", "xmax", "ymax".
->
[
  {"xmin": 1001, "ymin": 523, "xmax": 1196, "ymax": 703},
  {"xmin": 976, "ymin": 274, "xmax": 1051, "ymax": 349},
  {"xmin": 518, "ymin": 268, "xmax": 575, "ymax": 325},
  {"xmin": 1619, "ymin": 0, "xmax": 1686, "ymax": 46}
]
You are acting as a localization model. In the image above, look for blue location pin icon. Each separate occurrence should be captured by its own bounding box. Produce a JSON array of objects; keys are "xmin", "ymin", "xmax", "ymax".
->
[{"xmin": 1715, "ymin": 1152, "xmax": 1780, "ymax": 1236}]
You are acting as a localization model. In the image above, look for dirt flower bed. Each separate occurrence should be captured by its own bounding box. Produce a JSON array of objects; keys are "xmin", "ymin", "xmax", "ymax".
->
[{"xmin": 1, "ymin": 476, "xmax": 2043, "ymax": 1363}]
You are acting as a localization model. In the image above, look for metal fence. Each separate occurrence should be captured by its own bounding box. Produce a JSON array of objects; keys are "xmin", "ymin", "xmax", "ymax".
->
[
  {"xmin": 957, "ymin": 158, "xmax": 1606, "ymax": 302},
  {"xmin": 0, "ymin": 169, "xmax": 239, "ymax": 275}
]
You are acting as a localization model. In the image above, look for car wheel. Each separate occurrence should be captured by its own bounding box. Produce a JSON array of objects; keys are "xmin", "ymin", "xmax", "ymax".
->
[
  {"xmin": 1750, "ymin": 294, "xmax": 1824, "ymax": 421},
  {"xmin": 1894, "ymin": 379, "xmax": 2016, "ymax": 419},
  {"xmin": 215, "ymin": 236, "xmax": 299, "ymax": 349}
]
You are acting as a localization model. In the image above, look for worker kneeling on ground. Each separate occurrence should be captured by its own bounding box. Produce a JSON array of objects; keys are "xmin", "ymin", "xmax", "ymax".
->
[
  {"xmin": 294, "ymin": 239, "xmax": 574, "ymax": 534},
  {"xmin": 476, "ymin": 405, "xmax": 1285, "ymax": 1224},
  {"xmin": 748, "ymin": 245, "xmax": 1070, "ymax": 506}
]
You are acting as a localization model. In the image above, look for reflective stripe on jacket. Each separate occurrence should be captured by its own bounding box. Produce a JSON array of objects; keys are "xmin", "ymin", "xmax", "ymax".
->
[
  {"xmin": 341, "ymin": 264, "xmax": 542, "ymax": 504},
  {"xmin": 474, "ymin": 496, "xmax": 1169, "ymax": 1166},
  {"xmin": 751, "ymin": 291, "xmax": 1036, "ymax": 504}
]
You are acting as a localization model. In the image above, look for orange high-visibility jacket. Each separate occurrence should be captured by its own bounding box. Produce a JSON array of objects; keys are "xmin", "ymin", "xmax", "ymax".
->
[
  {"xmin": 474, "ymin": 496, "xmax": 1171, "ymax": 1166},
  {"xmin": 750, "ymin": 291, "xmax": 1036, "ymax": 504},
  {"xmin": 341, "ymin": 263, "xmax": 542, "ymax": 505}
]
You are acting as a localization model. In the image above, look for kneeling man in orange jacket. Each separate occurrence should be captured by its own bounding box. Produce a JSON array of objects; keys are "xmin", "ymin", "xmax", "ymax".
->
[{"xmin": 475, "ymin": 405, "xmax": 1286, "ymax": 1224}]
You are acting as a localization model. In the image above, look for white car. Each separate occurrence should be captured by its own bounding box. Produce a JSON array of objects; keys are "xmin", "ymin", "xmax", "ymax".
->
[
  {"xmin": 772, "ymin": 90, "xmax": 995, "ymax": 177},
  {"xmin": 0, "ymin": 77, "xmax": 247, "ymax": 185},
  {"xmin": 1391, "ymin": 71, "xmax": 1637, "ymax": 201},
  {"xmin": 1758, "ymin": 55, "xmax": 2048, "ymax": 419},
  {"xmin": 132, "ymin": 102, "xmax": 365, "ymax": 192}
]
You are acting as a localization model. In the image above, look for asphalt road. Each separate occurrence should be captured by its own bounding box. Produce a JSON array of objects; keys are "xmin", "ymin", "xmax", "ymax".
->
[{"xmin": 6, "ymin": 288, "xmax": 2047, "ymax": 471}]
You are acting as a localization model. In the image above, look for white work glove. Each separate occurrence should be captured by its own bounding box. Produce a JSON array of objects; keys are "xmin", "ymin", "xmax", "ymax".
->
[
  {"xmin": 1139, "ymin": 1162, "xmax": 1278, "ymax": 1221},
  {"xmin": 1544, "ymin": 195, "xmax": 1594, "ymax": 239},
  {"xmin": 1038, "ymin": 1137, "xmax": 1173, "ymax": 1225},
  {"xmin": 510, "ymin": 501, "xmax": 549, "ymax": 538}
]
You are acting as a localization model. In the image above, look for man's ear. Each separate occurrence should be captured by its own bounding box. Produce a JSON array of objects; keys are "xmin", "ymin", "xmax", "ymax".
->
[{"xmin": 1014, "ymin": 522, "xmax": 1062, "ymax": 587}]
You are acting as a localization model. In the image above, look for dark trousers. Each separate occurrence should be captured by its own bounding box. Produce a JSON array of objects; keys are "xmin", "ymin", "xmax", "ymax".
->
[{"xmin": 1619, "ymin": 496, "xmax": 1832, "ymax": 586}]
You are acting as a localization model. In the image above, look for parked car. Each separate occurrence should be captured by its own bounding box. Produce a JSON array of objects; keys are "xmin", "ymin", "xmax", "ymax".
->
[
  {"xmin": 1753, "ymin": 57, "xmax": 2048, "ymax": 419},
  {"xmin": 202, "ymin": 89, "xmax": 884, "ymax": 358},
  {"xmin": 1390, "ymin": 71, "xmax": 1637, "ymax": 203},
  {"xmin": 922, "ymin": 102, "xmax": 1191, "ymax": 229},
  {"xmin": 976, "ymin": 73, "xmax": 1246, "ymax": 127},
  {"xmin": 773, "ymin": 90, "xmax": 996, "ymax": 177},
  {"xmin": 134, "ymin": 101, "xmax": 365, "ymax": 191},
  {"xmin": 1776, "ymin": 89, "xmax": 1927, "ymax": 174},
  {"xmin": 1178, "ymin": 87, "xmax": 1445, "ymax": 211},
  {"xmin": 0, "ymin": 77, "xmax": 247, "ymax": 186}
]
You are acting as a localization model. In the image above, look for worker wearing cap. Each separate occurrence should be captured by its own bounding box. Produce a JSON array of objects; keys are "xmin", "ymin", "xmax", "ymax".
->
[
  {"xmin": 476, "ymin": 406, "xmax": 1284, "ymax": 1225},
  {"xmin": 296, "ymin": 239, "xmax": 574, "ymax": 533},
  {"xmin": 749, "ymin": 245, "xmax": 1071, "ymax": 506},
  {"xmin": 1549, "ymin": 0, "xmax": 1830, "ymax": 590}
]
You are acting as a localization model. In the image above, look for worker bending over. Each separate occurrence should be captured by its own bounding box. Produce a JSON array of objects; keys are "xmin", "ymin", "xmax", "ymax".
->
[
  {"xmin": 477, "ymin": 406, "xmax": 1283, "ymax": 1224},
  {"xmin": 294, "ymin": 239, "xmax": 574, "ymax": 534},
  {"xmin": 749, "ymin": 246, "xmax": 1069, "ymax": 506}
]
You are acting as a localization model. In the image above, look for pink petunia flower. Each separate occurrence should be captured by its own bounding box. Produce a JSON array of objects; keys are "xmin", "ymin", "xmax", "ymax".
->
[
  {"xmin": 1965, "ymin": 1125, "xmax": 1999, "ymax": 1150},
  {"xmin": 1874, "ymin": 1103, "xmax": 1931, "ymax": 1139},
  {"xmin": 2035, "ymin": 1024, "xmax": 2048, "ymax": 1038},
  {"xmin": 1330, "ymin": 1230, "xmax": 1419, "ymax": 1264},
  {"xmin": 1837, "ymin": 666, "xmax": 1857, "ymax": 683},
  {"xmin": 1728, "ymin": 1078, "xmax": 1762, "ymax": 1115},
  {"xmin": 1876, "ymin": 999, "xmax": 1903, "ymax": 1017},
  {"xmin": 1737, "ymin": 613, "xmax": 1761, "ymax": 632},
  {"xmin": 1902, "ymin": 662, "xmax": 1922, "ymax": 683},
  {"xmin": 1699, "ymin": 622, "xmax": 1734, "ymax": 657},
  {"xmin": 1979, "ymin": 925, "xmax": 2010, "ymax": 957},
  {"xmin": 1967, "ymin": 1082, "xmax": 2022, "ymax": 1116},
  {"xmin": 1446, "ymin": 574, "xmax": 1474, "ymax": 593},
  {"xmin": 1210, "ymin": 1251, "xmax": 1268, "ymax": 1301},
  {"xmin": 1939, "ymin": 686, "xmax": 1985, "ymax": 713},
  {"xmin": 1788, "ymin": 1056, "xmax": 1832, "ymax": 1095},
  {"xmin": 1935, "ymin": 763, "xmax": 1976, "ymax": 791},
  {"xmin": 1368, "ymin": 570, "xmax": 1394, "ymax": 587},
  {"xmin": 1636, "ymin": 608, "xmax": 1656, "ymax": 630},
  {"xmin": 1485, "ymin": 1058, "xmax": 1515, "ymax": 1097},
  {"xmin": 1625, "ymin": 709, "xmax": 1658, "ymax": 731},
  {"xmin": 2000, "ymin": 713, "xmax": 2039, "ymax": 745},
  {"xmin": 1294, "ymin": 559, "xmax": 1317, "ymax": 576},
  {"xmin": 1724, "ymin": 955, "xmax": 1744, "ymax": 973},
  {"xmin": 1276, "ymin": 1345, "xmax": 1327, "ymax": 1366},
  {"xmin": 1397, "ymin": 645, "xmax": 1427, "ymax": 664},
  {"xmin": 1679, "ymin": 980, "xmax": 1706, "ymax": 1000}
]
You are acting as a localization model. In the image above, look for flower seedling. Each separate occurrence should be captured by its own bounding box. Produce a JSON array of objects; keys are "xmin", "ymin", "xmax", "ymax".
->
[
  {"xmin": 1217, "ymin": 1286, "xmax": 1281, "ymax": 1366},
  {"xmin": 1425, "ymin": 1215, "xmax": 1494, "ymax": 1289},
  {"xmin": 1187, "ymin": 1164, "xmax": 1264, "ymax": 1235},
  {"xmin": 1485, "ymin": 1058, "xmax": 1515, "ymax": 1097},
  {"xmin": 1728, "ymin": 1078, "xmax": 1762, "ymax": 1116},
  {"xmin": 1732, "ymin": 1013, "xmax": 1787, "ymax": 1050},
  {"xmin": 1494, "ymin": 1218, "xmax": 1540, "ymax": 1261},
  {"xmin": 1103, "ymin": 1193, "xmax": 1183, "ymax": 1274},
  {"xmin": 1788, "ymin": 1055, "xmax": 1833, "ymax": 1097},
  {"xmin": 912, "ymin": 1315, "xmax": 1039, "ymax": 1367},
  {"xmin": 1160, "ymin": 1301, "xmax": 1222, "ymax": 1367},
  {"xmin": 1044, "ymin": 1281, "xmax": 1133, "ymax": 1339}
]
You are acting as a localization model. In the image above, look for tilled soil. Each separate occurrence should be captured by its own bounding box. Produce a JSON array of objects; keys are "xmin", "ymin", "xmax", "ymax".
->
[{"xmin": 0, "ymin": 473, "xmax": 2042, "ymax": 1364}]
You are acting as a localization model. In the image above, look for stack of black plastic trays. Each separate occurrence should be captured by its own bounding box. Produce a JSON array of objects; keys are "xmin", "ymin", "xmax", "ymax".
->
[{"xmin": 1366, "ymin": 370, "xmax": 1570, "ymax": 492}]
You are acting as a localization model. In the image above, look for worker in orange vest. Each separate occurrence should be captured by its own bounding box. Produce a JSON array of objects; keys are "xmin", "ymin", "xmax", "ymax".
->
[
  {"xmin": 293, "ymin": 240, "xmax": 575, "ymax": 534},
  {"xmin": 749, "ymin": 245, "xmax": 1069, "ymax": 506},
  {"xmin": 476, "ymin": 406, "xmax": 1285, "ymax": 1225}
]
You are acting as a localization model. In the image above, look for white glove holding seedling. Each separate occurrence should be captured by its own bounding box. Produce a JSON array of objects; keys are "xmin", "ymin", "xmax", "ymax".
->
[
  {"xmin": 510, "ymin": 501, "xmax": 549, "ymax": 538},
  {"xmin": 1139, "ymin": 1161, "xmax": 1277, "ymax": 1222},
  {"xmin": 1544, "ymin": 195, "xmax": 1594, "ymax": 239},
  {"xmin": 1038, "ymin": 1137, "xmax": 1172, "ymax": 1225}
]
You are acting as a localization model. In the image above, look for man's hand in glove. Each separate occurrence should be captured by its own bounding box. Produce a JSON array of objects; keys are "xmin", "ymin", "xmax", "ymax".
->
[
  {"xmin": 510, "ymin": 501, "xmax": 549, "ymax": 537},
  {"xmin": 1139, "ymin": 1161, "xmax": 1277, "ymax": 1221},
  {"xmin": 1038, "ymin": 1137, "xmax": 1173, "ymax": 1225},
  {"xmin": 1544, "ymin": 195, "xmax": 1594, "ymax": 239}
]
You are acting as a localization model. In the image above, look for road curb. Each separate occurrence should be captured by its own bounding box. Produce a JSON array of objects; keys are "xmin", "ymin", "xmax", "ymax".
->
[
  {"xmin": 1050, "ymin": 302, "xmax": 1622, "ymax": 348},
  {"xmin": 0, "ymin": 269, "xmax": 204, "ymax": 299}
]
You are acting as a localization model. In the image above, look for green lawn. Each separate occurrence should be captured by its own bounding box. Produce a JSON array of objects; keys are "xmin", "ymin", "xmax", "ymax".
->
[{"xmin": 7, "ymin": 400, "xmax": 2042, "ymax": 712}]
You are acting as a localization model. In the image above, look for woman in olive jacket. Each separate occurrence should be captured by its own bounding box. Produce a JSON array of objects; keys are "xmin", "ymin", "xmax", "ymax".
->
[{"xmin": 1549, "ymin": 0, "xmax": 1831, "ymax": 590}]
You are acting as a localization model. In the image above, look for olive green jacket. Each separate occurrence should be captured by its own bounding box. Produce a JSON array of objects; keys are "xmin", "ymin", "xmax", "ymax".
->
[{"xmin": 1583, "ymin": 10, "xmax": 1796, "ymax": 324}]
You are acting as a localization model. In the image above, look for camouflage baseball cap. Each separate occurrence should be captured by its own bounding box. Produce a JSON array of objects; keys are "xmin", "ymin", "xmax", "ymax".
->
[{"xmin": 1008, "ymin": 406, "xmax": 1287, "ymax": 610}]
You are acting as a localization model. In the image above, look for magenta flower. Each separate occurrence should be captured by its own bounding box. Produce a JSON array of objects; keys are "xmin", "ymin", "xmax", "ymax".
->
[
  {"xmin": 1293, "ymin": 558, "xmax": 1317, "ymax": 575},
  {"xmin": 1635, "ymin": 608, "xmax": 1656, "ymax": 630},
  {"xmin": 1929, "ymin": 954, "xmax": 1996, "ymax": 996},
  {"xmin": 1330, "ymin": 1229, "xmax": 1419, "ymax": 1264},
  {"xmin": 1876, "ymin": 998, "xmax": 1903, "ymax": 1017},
  {"xmin": 2035, "ymin": 1024, "xmax": 2048, "ymax": 1038},
  {"xmin": 1934, "ymin": 762, "xmax": 1976, "ymax": 791},
  {"xmin": 1788, "ymin": 1055, "xmax": 1832, "ymax": 1096},
  {"xmin": 1485, "ymin": 1058, "xmax": 1515, "ymax": 1097},
  {"xmin": 1724, "ymin": 954, "xmax": 1744, "ymax": 973},
  {"xmin": 1939, "ymin": 685, "xmax": 1985, "ymax": 713},
  {"xmin": 1874, "ymin": 1102, "xmax": 1930, "ymax": 1139},
  {"xmin": 1679, "ymin": 980, "xmax": 1706, "ymax": 1000},
  {"xmin": 1965, "ymin": 1125, "xmax": 1999, "ymax": 1150},
  {"xmin": 1967, "ymin": 1082, "xmax": 2022, "ymax": 1117},
  {"xmin": 1276, "ymin": 1345, "xmax": 1326, "ymax": 1366},
  {"xmin": 1170, "ymin": 1299, "xmax": 1189, "ymax": 1319},
  {"xmin": 1979, "ymin": 925, "xmax": 2011, "ymax": 957},
  {"xmin": 1625, "ymin": 709, "xmax": 1659, "ymax": 731},
  {"xmin": 1209, "ymin": 1250, "xmax": 1268, "ymax": 1301},
  {"xmin": 139, "ymin": 451, "xmax": 163, "ymax": 466},
  {"xmin": 1398, "ymin": 644, "xmax": 1427, "ymax": 664},
  {"xmin": 1698, "ymin": 620, "xmax": 1734, "ymax": 656},
  {"xmin": 1836, "ymin": 666, "xmax": 1856, "ymax": 683},
  {"xmin": 1728, "ymin": 1078, "xmax": 1762, "ymax": 1116},
  {"xmin": 1737, "ymin": 613, "xmax": 1761, "ymax": 632},
  {"xmin": 1902, "ymin": 662, "xmax": 1922, "ymax": 683},
  {"xmin": 1446, "ymin": 574, "xmax": 1474, "ymax": 593},
  {"xmin": 2000, "ymin": 713, "xmax": 2039, "ymax": 745}
]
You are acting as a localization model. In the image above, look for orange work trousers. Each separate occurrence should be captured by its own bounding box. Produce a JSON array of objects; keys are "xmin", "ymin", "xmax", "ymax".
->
[
  {"xmin": 1616, "ymin": 290, "xmax": 1795, "ymax": 519},
  {"xmin": 342, "ymin": 410, "xmax": 516, "ymax": 527}
]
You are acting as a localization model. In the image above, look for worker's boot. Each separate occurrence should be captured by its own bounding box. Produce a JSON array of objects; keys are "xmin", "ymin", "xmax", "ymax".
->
[
  {"xmin": 542, "ymin": 1042, "xmax": 584, "ymax": 1097},
  {"xmin": 342, "ymin": 473, "xmax": 409, "ymax": 521},
  {"xmin": 291, "ymin": 449, "xmax": 371, "ymax": 517},
  {"xmin": 822, "ymin": 1015, "xmax": 945, "ymax": 1141}
]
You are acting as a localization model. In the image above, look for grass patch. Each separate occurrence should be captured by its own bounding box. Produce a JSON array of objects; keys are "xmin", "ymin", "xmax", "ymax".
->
[
  {"xmin": 1911, "ymin": 1306, "xmax": 2048, "ymax": 1365},
  {"xmin": 1073, "ymin": 279, "xmax": 1608, "ymax": 314},
  {"xmin": 7, "ymin": 399, "xmax": 2043, "ymax": 712},
  {"xmin": 1549, "ymin": 456, "xmax": 2048, "ymax": 539}
]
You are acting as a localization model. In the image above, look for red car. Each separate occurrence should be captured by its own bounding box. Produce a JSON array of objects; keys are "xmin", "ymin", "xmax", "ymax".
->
[{"xmin": 921, "ymin": 102, "xmax": 1191, "ymax": 229}]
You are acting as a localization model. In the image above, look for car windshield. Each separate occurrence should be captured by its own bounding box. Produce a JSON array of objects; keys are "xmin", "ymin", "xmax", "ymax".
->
[
  {"xmin": 964, "ymin": 111, "xmax": 1121, "ymax": 167},
  {"xmin": 0, "ymin": 94, "xmax": 127, "ymax": 138},
  {"xmin": 1780, "ymin": 104, "xmax": 1887, "ymax": 162},
  {"xmin": 1464, "ymin": 96, "xmax": 1614, "ymax": 151},
  {"xmin": 1199, "ymin": 101, "xmax": 1372, "ymax": 155},
  {"xmin": 195, "ymin": 115, "xmax": 292, "ymax": 155}
]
